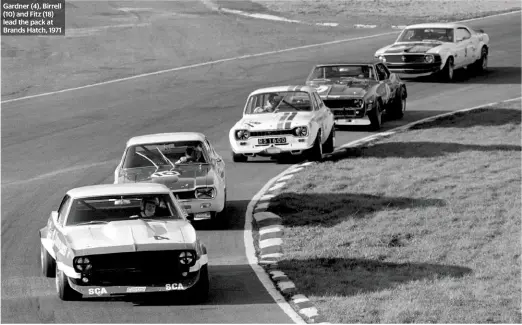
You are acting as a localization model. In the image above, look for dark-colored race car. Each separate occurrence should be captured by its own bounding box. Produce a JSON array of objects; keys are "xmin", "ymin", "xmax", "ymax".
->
[{"xmin": 305, "ymin": 61, "xmax": 407, "ymax": 130}]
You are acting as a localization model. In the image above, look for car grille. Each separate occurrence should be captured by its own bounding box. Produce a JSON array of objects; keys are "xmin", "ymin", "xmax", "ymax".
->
[
  {"xmin": 173, "ymin": 190, "xmax": 196, "ymax": 200},
  {"xmin": 324, "ymin": 99, "xmax": 363, "ymax": 109},
  {"xmin": 250, "ymin": 130, "xmax": 293, "ymax": 137},
  {"xmin": 383, "ymin": 54, "xmax": 427, "ymax": 63},
  {"xmin": 82, "ymin": 251, "xmax": 196, "ymax": 285}
]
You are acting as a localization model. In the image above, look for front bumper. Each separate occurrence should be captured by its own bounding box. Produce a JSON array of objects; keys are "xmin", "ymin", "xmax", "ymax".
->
[
  {"xmin": 230, "ymin": 135, "xmax": 314, "ymax": 156},
  {"xmin": 384, "ymin": 62, "xmax": 443, "ymax": 75}
]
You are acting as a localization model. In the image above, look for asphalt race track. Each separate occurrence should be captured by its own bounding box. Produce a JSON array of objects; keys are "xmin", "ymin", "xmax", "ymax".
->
[{"xmin": 1, "ymin": 6, "xmax": 520, "ymax": 323}]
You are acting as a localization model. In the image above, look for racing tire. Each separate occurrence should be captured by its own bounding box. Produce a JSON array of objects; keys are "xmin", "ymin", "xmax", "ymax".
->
[
  {"xmin": 56, "ymin": 265, "xmax": 82, "ymax": 301},
  {"xmin": 41, "ymin": 243, "xmax": 56, "ymax": 278},
  {"xmin": 474, "ymin": 46, "xmax": 488, "ymax": 73},
  {"xmin": 231, "ymin": 152, "xmax": 247, "ymax": 162},
  {"xmin": 212, "ymin": 190, "xmax": 227, "ymax": 228},
  {"xmin": 188, "ymin": 265, "xmax": 210, "ymax": 303},
  {"xmin": 440, "ymin": 57, "xmax": 454, "ymax": 82},
  {"xmin": 388, "ymin": 87, "xmax": 406, "ymax": 120},
  {"xmin": 323, "ymin": 127, "xmax": 335, "ymax": 154},
  {"xmin": 368, "ymin": 101, "xmax": 382, "ymax": 131},
  {"xmin": 307, "ymin": 131, "xmax": 323, "ymax": 162}
]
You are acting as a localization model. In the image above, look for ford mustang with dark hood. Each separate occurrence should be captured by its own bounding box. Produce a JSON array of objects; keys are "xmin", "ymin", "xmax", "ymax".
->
[
  {"xmin": 229, "ymin": 85, "xmax": 335, "ymax": 162},
  {"xmin": 114, "ymin": 132, "xmax": 226, "ymax": 224},
  {"xmin": 39, "ymin": 183, "xmax": 210, "ymax": 301},
  {"xmin": 374, "ymin": 23, "xmax": 489, "ymax": 82},
  {"xmin": 305, "ymin": 61, "xmax": 407, "ymax": 130}
]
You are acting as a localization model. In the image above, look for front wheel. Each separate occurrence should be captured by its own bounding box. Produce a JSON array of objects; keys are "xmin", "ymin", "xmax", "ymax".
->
[
  {"xmin": 368, "ymin": 102, "xmax": 382, "ymax": 131},
  {"xmin": 187, "ymin": 265, "xmax": 210, "ymax": 303},
  {"xmin": 440, "ymin": 57, "xmax": 454, "ymax": 82},
  {"xmin": 323, "ymin": 127, "xmax": 335, "ymax": 154},
  {"xmin": 388, "ymin": 88, "xmax": 406, "ymax": 120},
  {"xmin": 41, "ymin": 243, "xmax": 56, "ymax": 278},
  {"xmin": 56, "ymin": 266, "xmax": 82, "ymax": 301},
  {"xmin": 231, "ymin": 152, "xmax": 247, "ymax": 162},
  {"xmin": 307, "ymin": 131, "xmax": 323, "ymax": 161}
]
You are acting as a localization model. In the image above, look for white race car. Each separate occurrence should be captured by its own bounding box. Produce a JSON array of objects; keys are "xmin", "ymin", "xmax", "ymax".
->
[
  {"xmin": 374, "ymin": 23, "xmax": 489, "ymax": 81},
  {"xmin": 229, "ymin": 85, "xmax": 335, "ymax": 162},
  {"xmin": 39, "ymin": 183, "xmax": 210, "ymax": 301},
  {"xmin": 114, "ymin": 132, "xmax": 226, "ymax": 224}
]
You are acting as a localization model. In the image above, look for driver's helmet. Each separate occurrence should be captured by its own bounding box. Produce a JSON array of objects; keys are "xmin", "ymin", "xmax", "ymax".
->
[
  {"xmin": 141, "ymin": 197, "xmax": 158, "ymax": 211},
  {"xmin": 267, "ymin": 93, "xmax": 279, "ymax": 104}
]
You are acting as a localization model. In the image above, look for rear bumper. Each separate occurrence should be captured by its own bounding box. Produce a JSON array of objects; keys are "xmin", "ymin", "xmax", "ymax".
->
[{"xmin": 334, "ymin": 115, "xmax": 371, "ymax": 126}]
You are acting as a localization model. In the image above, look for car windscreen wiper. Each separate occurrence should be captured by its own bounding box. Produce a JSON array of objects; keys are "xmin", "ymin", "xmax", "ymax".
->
[{"xmin": 74, "ymin": 220, "xmax": 109, "ymax": 226}]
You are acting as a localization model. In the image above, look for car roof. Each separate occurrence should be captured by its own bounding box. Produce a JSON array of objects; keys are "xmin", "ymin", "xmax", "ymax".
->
[
  {"xmin": 248, "ymin": 85, "xmax": 315, "ymax": 97},
  {"xmin": 66, "ymin": 183, "xmax": 171, "ymax": 199},
  {"xmin": 312, "ymin": 60, "xmax": 380, "ymax": 67},
  {"xmin": 126, "ymin": 132, "xmax": 206, "ymax": 147},
  {"xmin": 404, "ymin": 23, "xmax": 465, "ymax": 29}
]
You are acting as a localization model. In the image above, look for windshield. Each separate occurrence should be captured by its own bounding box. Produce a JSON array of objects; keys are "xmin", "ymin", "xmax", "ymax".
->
[
  {"xmin": 307, "ymin": 65, "xmax": 376, "ymax": 82},
  {"xmin": 397, "ymin": 28, "xmax": 454, "ymax": 43},
  {"xmin": 66, "ymin": 194, "xmax": 181, "ymax": 226},
  {"xmin": 122, "ymin": 141, "xmax": 207, "ymax": 169},
  {"xmin": 244, "ymin": 91, "xmax": 313, "ymax": 114}
]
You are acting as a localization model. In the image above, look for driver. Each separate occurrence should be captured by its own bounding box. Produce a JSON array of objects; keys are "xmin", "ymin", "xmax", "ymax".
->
[
  {"xmin": 175, "ymin": 145, "xmax": 205, "ymax": 164},
  {"xmin": 130, "ymin": 198, "xmax": 157, "ymax": 218},
  {"xmin": 254, "ymin": 93, "xmax": 280, "ymax": 113}
]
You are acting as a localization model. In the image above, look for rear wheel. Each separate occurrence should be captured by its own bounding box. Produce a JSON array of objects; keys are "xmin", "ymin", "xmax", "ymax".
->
[
  {"xmin": 231, "ymin": 152, "xmax": 247, "ymax": 162},
  {"xmin": 40, "ymin": 243, "xmax": 56, "ymax": 278},
  {"xmin": 474, "ymin": 47, "xmax": 488, "ymax": 73},
  {"xmin": 56, "ymin": 266, "xmax": 82, "ymax": 301}
]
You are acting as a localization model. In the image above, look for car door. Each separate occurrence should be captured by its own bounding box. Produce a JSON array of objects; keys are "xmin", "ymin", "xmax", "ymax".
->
[{"xmin": 455, "ymin": 27, "xmax": 474, "ymax": 67}]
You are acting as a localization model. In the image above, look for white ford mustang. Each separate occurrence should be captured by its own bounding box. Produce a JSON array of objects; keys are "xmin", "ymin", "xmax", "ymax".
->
[
  {"xmin": 374, "ymin": 23, "xmax": 490, "ymax": 81},
  {"xmin": 229, "ymin": 85, "xmax": 335, "ymax": 162}
]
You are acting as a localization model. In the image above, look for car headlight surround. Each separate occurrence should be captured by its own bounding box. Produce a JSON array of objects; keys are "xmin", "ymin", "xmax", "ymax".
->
[
  {"xmin": 73, "ymin": 256, "xmax": 92, "ymax": 272},
  {"xmin": 235, "ymin": 129, "xmax": 250, "ymax": 140},
  {"xmin": 195, "ymin": 187, "xmax": 216, "ymax": 199},
  {"xmin": 424, "ymin": 54, "xmax": 435, "ymax": 63},
  {"xmin": 178, "ymin": 250, "xmax": 197, "ymax": 267},
  {"xmin": 293, "ymin": 126, "xmax": 309, "ymax": 137}
]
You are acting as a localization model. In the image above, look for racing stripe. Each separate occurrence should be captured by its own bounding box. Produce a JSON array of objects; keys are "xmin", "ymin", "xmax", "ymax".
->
[
  {"xmin": 284, "ymin": 112, "xmax": 298, "ymax": 129},
  {"xmin": 277, "ymin": 112, "xmax": 290, "ymax": 129}
]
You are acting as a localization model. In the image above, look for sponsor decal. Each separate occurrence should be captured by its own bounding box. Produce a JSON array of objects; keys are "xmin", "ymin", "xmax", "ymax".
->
[
  {"xmin": 165, "ymin": 283, "xmax": 185, "ymax": 291},
  {"xmin": 88, "ymin": 288, "xmax": 108, "ymax": 296},
  {"xmin": 126, "ymin": 287, "xmax": 146, "ymax": 293},
  {"xmin": 276, "ymin": 112, "xmax": 291, "ymax": 129},
  {"xmin": 151, "ymin": 170, "xmax": 180, "ymax": 178}
]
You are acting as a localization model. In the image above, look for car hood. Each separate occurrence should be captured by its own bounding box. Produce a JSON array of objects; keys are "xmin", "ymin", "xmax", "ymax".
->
[
  {"xmin": 64, "ymin": 218, "xmax": 196, "ymax": 256},
  {"xmin": 378, "ymin": 41, "xmax": 449, "ymax": 54},
  {"xmin": 235, "ymin": 111, "xmax": 314, "ymax": 130},
  {"xmin": 310, "ymin": 81, "xmax": 374, "ymax": 99},
  {"xmin": 119, "ymin": 165, "xmax": 214, "ymax": 191}
]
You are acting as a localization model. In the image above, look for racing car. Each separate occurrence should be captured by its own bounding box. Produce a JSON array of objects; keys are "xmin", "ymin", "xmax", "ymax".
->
[
  {"xmin": 305, "ymin": 61, "xmax": 407, "ymax": 130},
  {"xmin": 114, "ymin": 132, "xmax": 226, "ymax": 224},
  {"xmin": 229, "ymin": 85, "xmax": 335, "ymax": 162},
  {"xmin": 39, "ymin": 183, "xmax": 210, "ymax": 301},
  {"xmin": 374, "ymin": 23, "xmax": 490, "ymax": 81}
]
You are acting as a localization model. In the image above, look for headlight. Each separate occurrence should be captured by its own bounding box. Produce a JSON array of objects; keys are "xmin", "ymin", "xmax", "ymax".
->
[
  {"xmin": 378, "ymin": 55, "xmax": 386, "ymax": 62},
  {"xmin": 179, "ymin": 250, "xmax": 196, "ymax": 267},
  {"xmin": 424, "ymin": 55, "xmax": 434, "ymax": 63},
  {"xmin": 195, "ymin": 187, "xmax": 216, "ymax": 199},
  {"xmin": 293, "ymin": 126, "xmax": 309, "ymax": 137},
  {"xmin": 73, "ymin": 256, "xmax": 92, "ymax": 272},
  {"xmin": 235, "ymin": 129, "xmax": 250, "ymax": 140}
]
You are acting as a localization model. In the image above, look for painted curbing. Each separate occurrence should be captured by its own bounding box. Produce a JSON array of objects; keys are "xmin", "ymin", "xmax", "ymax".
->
[{"xmin": 248, "ymin": 96, "xmax": 521, "ymax": 324}]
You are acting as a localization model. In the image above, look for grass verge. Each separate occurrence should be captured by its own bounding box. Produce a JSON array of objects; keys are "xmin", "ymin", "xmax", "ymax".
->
[
  {"xmin": 264, "ymin": 100, "xmax": 521, "ymax": 323},
  {"xmin": 249, "ymin": 0, "xmax": 521, "ymax": 27}
]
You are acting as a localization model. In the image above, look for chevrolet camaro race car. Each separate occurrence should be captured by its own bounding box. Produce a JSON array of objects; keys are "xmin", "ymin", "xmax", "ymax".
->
[
  {"xmin": 114, "ymin": 132, "xmax": 226, "ymax": 224},
  {"xmin": 305, "ymin": 61, "xmax": 407, "ymax": 130},
  {"xmin": 39, "ymin": 183, "xmax": 210, "ymax": 301},
  {"xmin": 229, "ymin": 85, "xmax": 335, "ymax": 162},
  {"xmin": 374, "ymin": 23, "xmax": 490, "ymax": 81}
]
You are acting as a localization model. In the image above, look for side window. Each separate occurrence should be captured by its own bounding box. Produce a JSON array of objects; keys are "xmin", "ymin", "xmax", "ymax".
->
[
  {"xmin": 204, "ymin": 139, "xmax": 216, "ymax": 158},
  {"xmin": 57, "ymin": 195, "xmax": 71, "ymax": 224},
  {"xmin": 310, "ymin": 93, "xmax": 319, "ymax": 110},
  {"xmin": 375, "ymin": 64, "xmax": 388, "ymax": 80},
  {"xmin": 456, "ymin": 28, "xmax": 471, "ymax": 41},
  {"xmin": 380, "ymin": 64, "xmax": 392, "ymax": 78}
]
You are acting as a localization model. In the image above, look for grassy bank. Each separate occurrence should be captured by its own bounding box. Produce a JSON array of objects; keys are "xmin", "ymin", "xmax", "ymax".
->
[
  {"xmin": 265, "ymin": 100, "xmax": 521, "ymax": 323},
  {"xmin": 249, "ymin": 0, "xmax": 521, "ymax": 26}
]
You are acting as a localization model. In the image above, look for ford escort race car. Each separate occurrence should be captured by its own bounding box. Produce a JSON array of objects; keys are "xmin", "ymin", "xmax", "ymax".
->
[
  {"xmin": 229, "ymin": 85, "xmax": 335, "ymax": 162},
  {"xmin": 39, "ymin": 183, "xmax": 210, "ymax": 301},
  {"xmin": 374, "ymin": 23, "xmax": 489, "ymax": 81},
  {"xmin": 114, "ymin": 132, "xmax": 226, "ymax": 224},
  {"xmin": 305, "ymin": 61, "xmax": 407, "ymax": 130}
]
